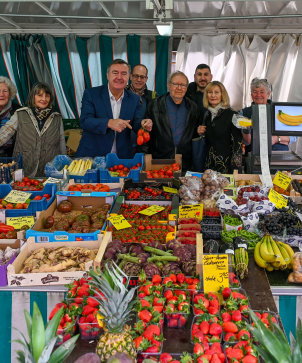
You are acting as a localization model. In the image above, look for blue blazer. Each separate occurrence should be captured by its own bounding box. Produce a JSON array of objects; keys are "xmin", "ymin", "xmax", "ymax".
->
[{"xmin": 76, "ymin": 85, "xmax": 143, "ymax": 158}]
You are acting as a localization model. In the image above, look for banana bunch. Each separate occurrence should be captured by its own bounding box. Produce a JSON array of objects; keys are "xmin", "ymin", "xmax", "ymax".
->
[
  {"xmin": 67, "ymin": 158, "xmax": 93, "ymax": 175},
  {"xmin": 277, "ymin": 110, "xmax": 302, "ymax": 126},
  {"xmin": 254, "ymin": 234, "xmax": 294, "ymax": 271}
]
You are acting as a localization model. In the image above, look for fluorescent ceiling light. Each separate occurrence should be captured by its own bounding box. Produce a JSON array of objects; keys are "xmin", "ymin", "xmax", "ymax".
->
[{"xmin": 156, "ymin": 21, "xmax": 173, "ymax": 36}]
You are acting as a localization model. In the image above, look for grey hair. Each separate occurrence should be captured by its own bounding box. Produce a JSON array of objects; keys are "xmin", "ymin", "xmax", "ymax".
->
[
  {"xmin": 0, "ymin": 76, "xmax": 17, "ymax": 99},
  {"xmin": 251, "ymin": 78, "xmax": 272, "ymax": 93},
  {"xmin": 168, "ymin": 71, "xmax": 189, "ymax": 85}
]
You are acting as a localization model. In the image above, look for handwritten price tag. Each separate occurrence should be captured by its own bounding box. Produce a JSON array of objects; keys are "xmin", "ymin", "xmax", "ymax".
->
[
  {"xmin": 139, "ymin": 205, "xmax": 165, "ymax": 216},
  {"xmin": 163, "ymin": 186, "xmax": 178, "ymax": 194},
  {"xmin": 273, "ymin": 171, "xmax": 292, "ymax": 190},
  {"xmin": 268, "ymin": 188, "xmax": 288, "ymax": 209},
  {"xmin": 108, "ymin": 215, "xmax": 132, "ymax": 230},
  {"xmin": 6, "ymin": 216, "xmax": 35, "ymax": 229},
  {"xmin": 179, "ymin": 204, "xmax": 203, "ymax": 220},
  {"xmin": 4, "ymin": 190, "xmax": 32, "ymax": 204},
  {"xmin": 202, "ymin": 254, "xmax": 229, "ymax": 293},
  {"xmin": 44, "ymin": 177, "xmax": 61, "ymax": 185}
]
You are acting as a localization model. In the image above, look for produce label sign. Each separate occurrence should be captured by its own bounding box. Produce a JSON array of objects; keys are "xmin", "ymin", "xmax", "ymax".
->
[
  {"xmin": 6, "ymin": 216, "xmax": 35, "ymax": 229},
  {"xmin": 4, "ymin": 190, "xmax": 32, "ymax": 204},
  {"xmin": 163, "ymin": 186, "xmax": 178, "ymax": 194},
  {"xmin": 109, "ymin": 171, "xmax": 120, "ymax": 177},
  {"xmin": 139, "ymin": 205, "xmax": 165, "ymax": 216},
  {"xmin": 268, "ymin": 188, "xmax": 288, "ymax": 208},
  {"xmin": 179, "ymin": 204, "xmax": 203, "ymax": 220},
  {"xmin": 273, "ymin": 171, "xmax": 292, "ymax": 190},
  {"xmin": 108, "ymin": 215, "xmax": 132, "ymax": 230},
  {"xmin": 202, "ymin": 254, "xmax": 229, "ymax": 293},
  {"xmin": 43, "ymin": 177, "xmax": 61, "ymax": 185}
]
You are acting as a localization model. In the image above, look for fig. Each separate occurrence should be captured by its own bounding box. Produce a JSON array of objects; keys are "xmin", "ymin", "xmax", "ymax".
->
[
  {"xmin": 5, "ymin": 230, "xmax": 17, "ymax": 239},
  {"xmin": 44, "ymin": 216, "xmax": 55, "ymax": 229},
  {"xmin": 57, "ymin": 200, "xmax": 72, "ymax": 213}
]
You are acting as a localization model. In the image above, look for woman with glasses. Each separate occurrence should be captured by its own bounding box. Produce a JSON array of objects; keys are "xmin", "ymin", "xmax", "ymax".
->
[
  {"xmin": 145, "ymin": 71, "xmax": 200, "ymax": 172},
  {"xmin": 242, "ymin": 78, "xmax": 294, "ymax": 151},
  {"xmin": 197, "ymin": 81, "xmax": 242, "ymax": 173}
]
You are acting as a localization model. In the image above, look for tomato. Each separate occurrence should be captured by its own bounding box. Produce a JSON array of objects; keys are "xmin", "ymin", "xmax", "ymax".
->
[
  {"xmin": 143, "ymin": 131, "xmax": 150, "ymax": 142},
  {"xmin": 33, "ymin": 195, "xmax": 43, "ymax": 200},
  {"xmin": 6, "ymin": 203, "xmax": 14, "ymax": 209},
  {"xmin": 15, "ymin": 203, "xmax": 24, "ymax": 209},
  {"xmin": 137, "ymin": 135, "xmax": 144, "ymax": 145},
  {"xmin": 118, "ymin": 164, "xmax": 124, "ymax": 170},
  {"xmin": 33, "ymin": 180, "xmax": 40, "ymax": 186},
  {"xmin": 138, "ymin": 128, "xmax": 144, "ymax": 136}
]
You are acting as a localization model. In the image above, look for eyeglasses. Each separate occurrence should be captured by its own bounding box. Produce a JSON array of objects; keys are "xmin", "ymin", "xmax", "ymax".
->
[
  {"xmin": 170, "ymin": 82, "xmax": 188, "ymax": 89},
  {"xmin": 132, "ymin": 74, "xmax": 147, "ymax": 80}
]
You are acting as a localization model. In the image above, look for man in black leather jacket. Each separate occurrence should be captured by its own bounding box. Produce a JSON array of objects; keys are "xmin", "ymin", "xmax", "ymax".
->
[{"xmin": 146, "ymin": 71, "xmax": 201, "ymax": 172}]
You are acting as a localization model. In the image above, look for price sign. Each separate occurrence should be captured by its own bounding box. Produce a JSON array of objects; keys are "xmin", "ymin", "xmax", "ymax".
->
[
  {"xmin": 179, "ymin": 204, "xmax": 203, "ymax": 220},
  {"xmin": 43, "ymin": 177, "xmax": 61, "ymax": 185},
  {"xmin": 109, "ymin": 171, "xmax": 120, "ymax": 177},
  {"xmin": 163, "ymin": 186, "xmax": 178, "ymax": 194},
  {"xmin": 108, "ymin": 215, "xmax": 132, "ymax": 230},
  {"xmin": 268, "ymin": 188, "xmax": 288, "ymax": 209},
  {"xmin": 139, "ymin": 205, "xmax": 165, "ymax": 216},
  {"xmin": 6, "ymin": 216, "xmax": 35, "ymax": 229},
  {"xmin": 202, "ymin": 254, "xmax": 229, "ymax": 293},
  {"xmin": 273, "ymin": 171, "xmax": 292, "ymax": 190},
  {"xmin": 4, "ymin": 190, "xmax": 32, "ymax": 204}
]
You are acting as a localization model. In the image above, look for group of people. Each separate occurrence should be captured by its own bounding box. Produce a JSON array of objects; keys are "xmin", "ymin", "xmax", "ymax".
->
[{"xmin": 0, "ymin": 59, "xmax": 292, "ymax": 177}]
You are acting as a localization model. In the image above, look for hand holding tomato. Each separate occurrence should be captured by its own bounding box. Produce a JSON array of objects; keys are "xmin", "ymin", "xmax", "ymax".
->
[{"xmin": 141, "ymin": 118, "xmax": 153, "ymax": 132}]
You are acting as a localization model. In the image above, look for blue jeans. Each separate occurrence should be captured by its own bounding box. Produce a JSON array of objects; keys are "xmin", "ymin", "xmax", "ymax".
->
[{"xmin": 272, "ymin": 143, "xmax": 289, "ymax": 151}]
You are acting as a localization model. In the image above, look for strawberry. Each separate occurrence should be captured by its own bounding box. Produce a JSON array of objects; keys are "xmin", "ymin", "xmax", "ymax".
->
[
  {"xmin": 159, "ymin": 353, "xmax": 173, "ymax": 363},
  {"xmin": 210, "ymin": 342, "xmax": 222, "ymax": 354},
  {"xmin": 169, "ymin": 274, "xmax": 177, "ymax": 283},
  {"xmin": 152, "ymin": 274, "xmax": 162, "ymax": 285},
  {"xmin": 138, "ymin": 309, "xmax": 152, "ymax": 323},
  {"xmin": 167, "ymin": 318, "xmax": 178, "ymax": 328},
  {"xmin": 223, "ymin": 321, "xmax": 238, "ymax": 333},
  {"xmin": 208, "ymin": 306, "xmax": 219, "ymax": 315},
  {"xmin": 165, "ymin": 303, "xmax": 175, "ymax": 314},
  {"xmin": 226, "ymin": 347, "xmax": 244, "ymax": 360},
  {"xmin": 210, "ymin": 353, "xmax": 222, "ymax": 363},
  {"xmin": 178, "ymin": 302, "xmax": 190, "ymax": 313},
  {"xmin": 199, "ymin": 320, "xmax": 210, "ymax": 335},
  {"xmin": 153, "ymin": 297, "xmax": 164, "ymax": 306},
  {"xmin": 178, "ymin": 315, "xmax": 187, "ymax": 328},
  {"xmin": 146, "ymin": 345, "xmax": 160, "ymax": 353},
  {"xmin": 192, "ymin": 330, "xmax": 204, "ymax": 342},
  {"xmin": 153, "ymin": 306, "xmax": 163, "ymax": 313},
  {"xmin": 237, "ymin": 329, "xmax": 251, "ymax": 341},
  {"xmin": 163, "ymin": 277, "xmax": 173, "ymax": 285},
  {"xmin": 82, "ymin": 305, "xmax": 96, "ymax": 316},
  {"xmin": 141, "ymin": 299, "xmax": 151, "ymax": 308},
  {"xmin": 86, "ymin": 296, "xmax": 99, "ymax": 308},
  {"xmin": 231, "ymin": 310, "xmax": 242, "ymax": 322},
  {"xmin": 164, "ymin": 290, "xmax": 174, "ymax": 300},
  {"xmin": 224, "ymin": 332, "xmax": 237, "ymax": 342},
  {"xmin": 176, "ymin": 273, "xmax": 185, "ymax": 284},
  {"xmin": 222, "ymin": 287, "xmax": 231, "ymax": 299},
  {"xmin": 221, "ymin": 312, "xmax": 231, "ymax": 322},
  {"xmin": 143, "ymin": 324, "xmax": 161, "ymax": 340},
  {"xmin": 209, "ymin": 322, "xmax": 222, "ymax": 336},
  {"xmin": 241, "ymin": 355, "xmax": 258, "ymax": 363},
  {"xmin": 77, "ymin": 285, "xmax": 90, "ymax": 297},
  {"xmin": 193, "ymin": 342, "xmax": 204, "ymax": 356}
]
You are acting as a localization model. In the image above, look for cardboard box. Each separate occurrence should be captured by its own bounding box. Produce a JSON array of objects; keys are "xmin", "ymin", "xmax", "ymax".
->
[
  {"xmin": 233, "ymin": 170, "xmax": 262, "ymax": 186},
  {"xmin": 0, "ymin": 239, "xmax": 21, "ymax": 286},
  {"xmin": 140, "ymin": 154, "xmax": 182, "ymax": 182},
  {"xmin": 7, "ymin": 233, "xmax": 110, "ymax": 286},
  {"xmin": 63, "ymin": 179, "xmax": 124, "ymax": 194},
  {"xmin": 66, "ymin": 129, "xmax": 82, "ymax": 153},
  {"xmin": 26, "ymin": 194, "xmax": 115, "ymax": 242}
]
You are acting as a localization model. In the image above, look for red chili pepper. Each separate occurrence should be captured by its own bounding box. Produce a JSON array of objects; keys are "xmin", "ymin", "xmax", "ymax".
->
[{"xmin": 0, "ymin": 225, "xmax": 15, "ymax": 232}]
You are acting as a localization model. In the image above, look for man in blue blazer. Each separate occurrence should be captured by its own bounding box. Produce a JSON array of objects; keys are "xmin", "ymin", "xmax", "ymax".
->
[{"xmin": 76, "ymin": 59, "xmax": 152, "ymax": 158}]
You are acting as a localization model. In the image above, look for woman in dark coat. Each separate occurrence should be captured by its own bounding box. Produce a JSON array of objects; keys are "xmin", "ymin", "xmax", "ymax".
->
[{"xmin": 197, "ymin": 81, "xmax": 242, "ymax": 173}]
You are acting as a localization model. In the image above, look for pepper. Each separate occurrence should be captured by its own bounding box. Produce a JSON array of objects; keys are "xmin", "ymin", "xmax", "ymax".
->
[{"xmin": 0, "ymin": 224, "xmax": 15, "ymax": 232}]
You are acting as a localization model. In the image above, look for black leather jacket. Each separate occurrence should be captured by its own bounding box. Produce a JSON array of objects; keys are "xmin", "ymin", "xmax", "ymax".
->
[{"xmin": 146, "ymin": 94, "xmax": 201, "ymax": 171}]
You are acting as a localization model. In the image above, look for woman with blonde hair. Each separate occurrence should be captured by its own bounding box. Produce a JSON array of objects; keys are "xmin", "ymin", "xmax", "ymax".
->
[
  {"xmin": 0, "ymin": 82, "xmax": 66, "ymax": 176},
  {"xmin": 0, "ymin": 76, "xmax": 20, "ymax": 156},
  {"xmin": 197, "ymin": 81, "xmax": 242, "ymax": 173}
]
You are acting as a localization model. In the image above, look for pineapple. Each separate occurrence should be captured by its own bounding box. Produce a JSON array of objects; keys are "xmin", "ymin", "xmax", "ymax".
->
[
  {"xmin": 14, "ymin": 301, "xmax": 78, "ymax": 363},
  {"xmin": 249, "ymin": 310, "xmax": 302, "ymax": 363},
  {"xmin": 89, "ymin": 262, "xmax": 137, "ymax": 362}
]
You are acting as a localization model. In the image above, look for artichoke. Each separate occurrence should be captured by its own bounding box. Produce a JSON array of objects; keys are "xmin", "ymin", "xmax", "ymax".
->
[
  {"xmin": 136, "ymin": 253, "xmax": 150, "ymax": 264},
  {"xmin": 173, "ymin": 245, "xmax": 192, "ymax": 262},
  {"xmin": 121, "ymin": 261, "xmax": 141, "ymax": 276},
  {"xmin": 186, "ymin": 244, "xmax": 196, "ymax": 259},
  {"xmin": 148, "ymin": 240, "xmax": 164, "ymax": 250},
  {"xmin": 108, "ymin": 240, "xmax": 127, "ymax": 254},
  {"xmin": 161, "ymin": 262, "xmax": 182, "ymax": 276},
  {"xmin": 143, "ymin": 262, "xmax": 161, "ymax": 278},
  {"xmin": 129, "ymin": 243, "xmax": 144, "ymax": 256},
  {"xmin": 166, "ymin": 239, "xmax": 181, "ymax": 251},
  {"xmin": 181, "ymin": 260, "xmax": 196, "ymax": 276},
  {"xmin": 104, "ymin": 247, "xmax": 118, "ymax": 260}
]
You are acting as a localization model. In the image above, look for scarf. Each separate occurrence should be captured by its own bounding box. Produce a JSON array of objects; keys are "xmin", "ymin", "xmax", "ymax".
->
[
  {"xmin": 208, "ymin": 103, "xmax": 225, "ymax": 121},
  {"xmin": 31, "ymin": 106, "xmax": 53, "ymax": 131},
  {"xmin": 0, "ymin": 100, "xmax": 12, "ymax": 127}
]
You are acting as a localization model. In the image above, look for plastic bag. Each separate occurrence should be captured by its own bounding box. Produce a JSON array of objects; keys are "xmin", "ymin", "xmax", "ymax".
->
[{"xmin": 288, "ymin": 252, "xmax": 302, "ymax": 283}]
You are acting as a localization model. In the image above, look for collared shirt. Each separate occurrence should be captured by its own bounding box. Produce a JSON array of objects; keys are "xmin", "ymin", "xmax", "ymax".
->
[
  {"xmin": 108, "ymin": 85, "xmax": 124, "ymax": 153},
  {"xmin": 166, "ymin": 94, "xmax": 188, "ymax": 147}
]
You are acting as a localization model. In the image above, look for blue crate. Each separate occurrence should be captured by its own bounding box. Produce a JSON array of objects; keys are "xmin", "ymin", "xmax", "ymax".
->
[
  {"xmin": 0, "ymin": 183, "xmax": 57, "ymax": 215},
  {"xmin": 100, "ymin": 153, "xmax": 144, "ymax": 183},
  {"xmin": 26, "ymin": 229, "xmax": 101, "ymax": 242},
  {"xmin": 0, "ymin": 155, "xmax": 23, "ymax": 183}
]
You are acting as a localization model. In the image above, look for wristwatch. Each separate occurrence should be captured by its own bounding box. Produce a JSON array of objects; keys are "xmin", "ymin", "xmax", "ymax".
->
[{"xmin": 278, "ymin": 136, "xmax": 281, "ymax": 143}]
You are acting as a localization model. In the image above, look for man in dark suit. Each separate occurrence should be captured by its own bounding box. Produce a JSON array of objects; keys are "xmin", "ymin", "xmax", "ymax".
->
[{"xmin": 76, "ymin": 59, "xmax": 152, "ymax": 158}]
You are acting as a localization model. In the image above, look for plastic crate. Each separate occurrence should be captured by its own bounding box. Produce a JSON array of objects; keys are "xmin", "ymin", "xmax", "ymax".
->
[
  {"xmin": 0, "ymin": 155, "xmax": 23, "ymax": 184},
  {"xmin": 0, "ymin": 183, "xmax": 57, "ymax": 215},
  {"xmin": 100, "ymin": 153, "xmax": 144, "ymax": 183}
]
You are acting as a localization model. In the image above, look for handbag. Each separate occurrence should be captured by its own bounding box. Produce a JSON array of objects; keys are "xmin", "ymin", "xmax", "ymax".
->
[{"xmin": 192, "ymin": 135, "xmax": 207, "ymax": 172}]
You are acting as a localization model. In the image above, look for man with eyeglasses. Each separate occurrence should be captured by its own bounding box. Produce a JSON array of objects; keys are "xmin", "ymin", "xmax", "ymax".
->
[
  {"xmin": 186, "ymin": 64, "xmax": 213, "ymax": 111},
  {"xmin": 76, "ymin": 59, "xmax": 152, "ymax": 158},
  {"xmin": 145, "ymin": 71, "xmax": 201, "ymax": 171},
  {"xmin": 127, "ymin": 64, "xmax": 157, "ymax": 117}
]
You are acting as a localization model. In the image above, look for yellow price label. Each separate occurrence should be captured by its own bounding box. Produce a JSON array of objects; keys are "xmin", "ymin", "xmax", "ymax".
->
[
  {"xmin": 139, "ymin": 205, "xmax": 165, "ymax": 216},
  {"xmin": 6, "ymin": 216, "xmax": 35, "ymax": 229},
  {"xmin": 273, "ymin": 171, "xmax": 292, "ymax": 190},
  {"xmin": 268, "ymin": 188, "xmax": 288, "ymax": 208},
  {"xmin": 202, "ymin": 254, "xmax": 229, "ymax": 294},
  {"xmin": 4, "ymin": 190, "xmax": 32, "ymax": 204},
  {"xmin": 163, "ymin": 186, "xmax": 178, "ymax": 194},
  {"xmin": 108, "ymin": 215, "xmax": 131, "ymax": 230},
  {"xmin": 179, "ymin": 204, "xmax": 203, "ymax": 220},
  {"xmin": 109, "ymin": 171, "xmax": 120, "ymax": 177}
]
